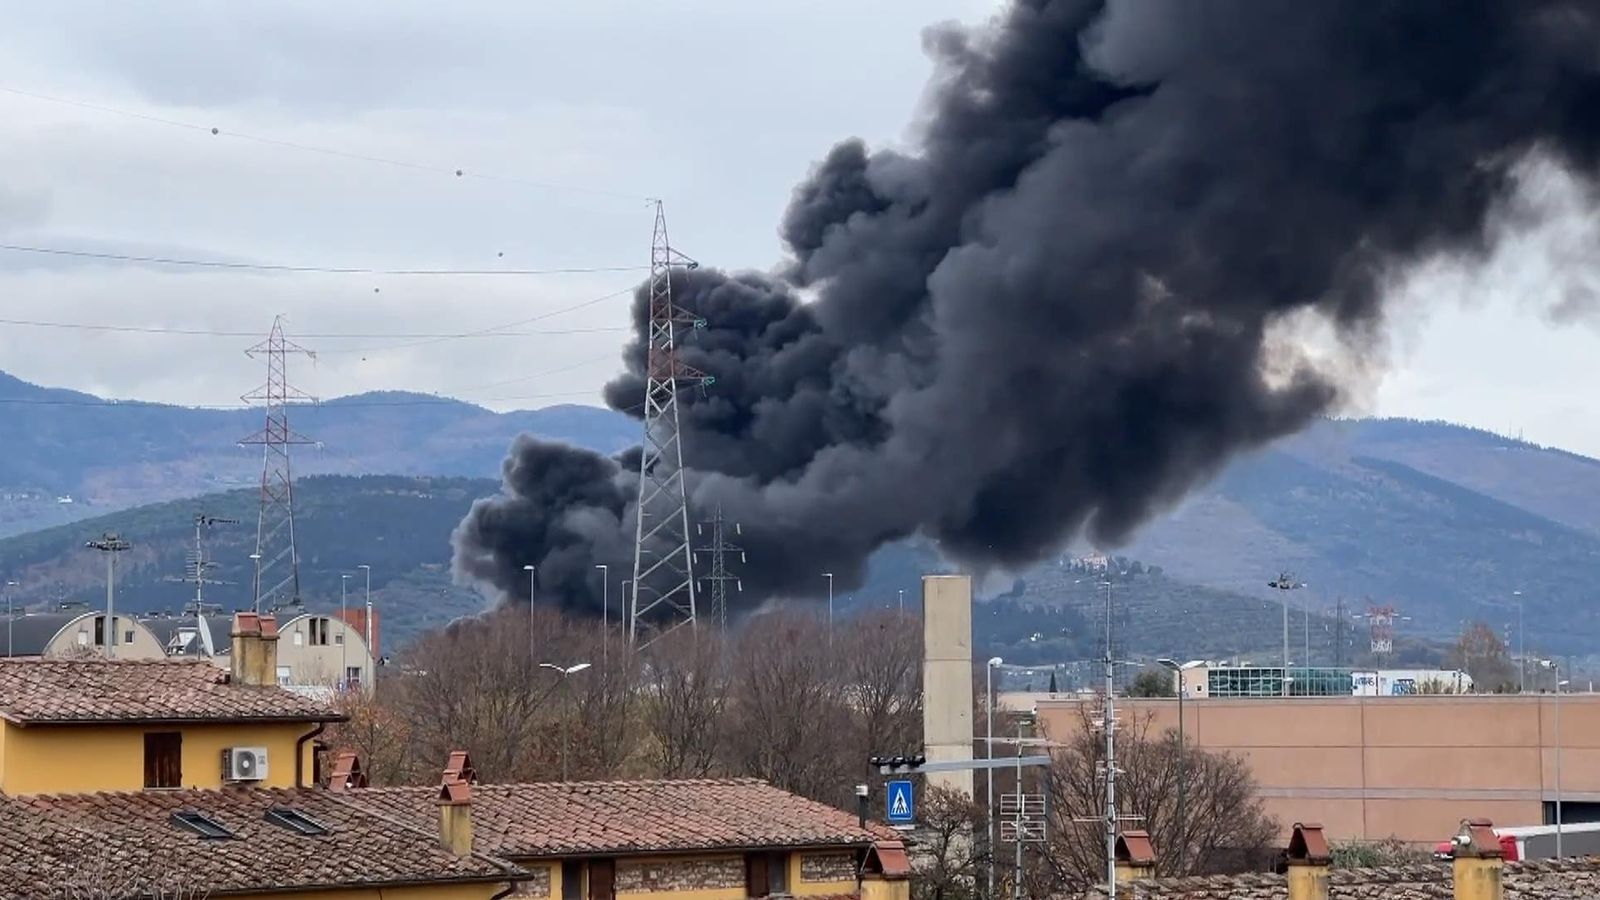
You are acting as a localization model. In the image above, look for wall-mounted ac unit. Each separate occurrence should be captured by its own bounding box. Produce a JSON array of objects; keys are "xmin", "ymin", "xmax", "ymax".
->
[{"xmin": 222, "ymin": 747, "xmax": 269, "ymax": 782}]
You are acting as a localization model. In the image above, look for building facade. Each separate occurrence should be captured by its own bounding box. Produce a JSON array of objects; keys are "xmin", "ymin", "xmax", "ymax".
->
[
  {"xmin": 0, "ymin": 610, "xmax": 165, "ymax": 660},
  {"xmin": 1039, "ymin": 693, "xmax": 1600, "ymax": 844}
]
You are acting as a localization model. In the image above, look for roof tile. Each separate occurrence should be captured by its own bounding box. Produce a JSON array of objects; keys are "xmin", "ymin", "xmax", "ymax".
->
[
  {"xmin": 349, "ymin": 777, "xmax": 889, "ymax": 858},
  {"xmin": 0, "ymin": 657, "xmax": 340, "ymax": 724}
]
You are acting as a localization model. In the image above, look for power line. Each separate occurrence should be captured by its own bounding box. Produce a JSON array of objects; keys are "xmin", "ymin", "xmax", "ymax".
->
[
  {"xmin": 324, "ymin": 285, "xmax": 637, "ymax": 355},
  {"xmin": 0, "ymin": 243, "xmax": 644, "ymax": 276},
  {"xmin": 0, "ymin": 388, "xmax": 606, "ymax": 410},
  {"xmin": 0, "ymin": 84, "xmax": 652, "ymax": 203},
  {"xmin": 0, "ymin": 316, "xmax": 626, "ymax": 339}
]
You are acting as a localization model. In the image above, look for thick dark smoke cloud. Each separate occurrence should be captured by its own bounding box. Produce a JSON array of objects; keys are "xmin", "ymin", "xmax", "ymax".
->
[{"xmin": 455, "ymin": 0, "xmax": 1600, "ymax": 613}]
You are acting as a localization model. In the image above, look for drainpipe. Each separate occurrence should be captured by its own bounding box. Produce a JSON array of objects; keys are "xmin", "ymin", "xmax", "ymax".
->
[{"xmin": 294, "ymin": 721, "xmax": 327, "ymax": 788}]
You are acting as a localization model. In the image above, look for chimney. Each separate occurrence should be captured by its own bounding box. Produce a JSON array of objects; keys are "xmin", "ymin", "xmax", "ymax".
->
[
  {"xmin": 327, "ymin": 752, "xmax": 368, "ymax": 793},
  {"xmin": 1452, "ymin": 818, "xmax": 1504, "ymax": 900},
  {"xmin": 1285, "ymin": 822, "xmax": 1331, "ymax": 900},
  {"xmin": 230, "ymin": 613, "xmax": 280, "ymax": 687},
  {"xmin": 437, "ymin": 780, "xmax": 473, "ymax": 856},
  {"xmin": 1113, "ymin": 830, "xmax": 1157, "ymax": 882}
]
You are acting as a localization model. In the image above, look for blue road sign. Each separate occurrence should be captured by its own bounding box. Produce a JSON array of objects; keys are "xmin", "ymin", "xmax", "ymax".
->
[{"xmin": 886, "ymin": 779, "xmax": 915, "ymax": 824}]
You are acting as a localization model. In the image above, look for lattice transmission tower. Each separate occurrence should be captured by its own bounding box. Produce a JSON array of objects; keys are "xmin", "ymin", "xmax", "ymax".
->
[
  {"xmin": 695, "ymin": 505, "xmax": 744, "ymax": 633},
  {"xmin": 629, "ymin": 200, "xmax": 708, "ymax": 647},
  {"xmin": 240, "ymin": 316, "xmax": 317, "ymax": 613}
]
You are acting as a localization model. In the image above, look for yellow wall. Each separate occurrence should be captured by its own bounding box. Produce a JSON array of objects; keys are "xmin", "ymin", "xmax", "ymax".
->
[
  {"xmin": 790, "ymin": 852, "xmax": 856, "ymax": 897},
  {"xmin": 0, "ymin": 720, "xmax": 319, "ymax": 794},
  {"xmin": 232, "ymin": 884, "xmax": 509, "ymax": 900}
]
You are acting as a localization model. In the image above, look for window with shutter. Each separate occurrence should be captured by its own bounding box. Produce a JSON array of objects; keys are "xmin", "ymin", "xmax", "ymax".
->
[{"xmin": 144, "ymin": 732, "xmax": 182, "ymax": 789}]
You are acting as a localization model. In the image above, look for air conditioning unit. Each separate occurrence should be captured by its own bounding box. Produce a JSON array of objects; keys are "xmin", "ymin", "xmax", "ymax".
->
[{"xmin": 222, "ymin": 747, "xmax": 269, "ymax": 782}]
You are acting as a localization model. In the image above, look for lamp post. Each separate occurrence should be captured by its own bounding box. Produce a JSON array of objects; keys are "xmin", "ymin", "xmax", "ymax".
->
[
  {"xmin": 340, "ymin": 574, "xmax": 351, "ymax": 690},
  {"xmin": 1268, "ymin": 574, "xmax": 1305, "ymax": 697},
  {"xmin": 540, "ymin": 662, "xmax": 592, "ymax": 781},
  {"xmin": 1158, "ymin": 657, "xmax": 1187, "ymax": 867},
  {"xmin": 3, "ymin": 580, "xmax": 17, "ymax": 657},
  {"xmin": 1514, "ymin": 590, "xmax": 1526, "ymax": 693},
  {"xmin": 85, "ymin": 533, "xmax": 130, "ymax": 659},
  {"xmin": 358, "ymin": 564, "xmax": 372, "ymax": 685},
  {"xmin": 249, "ymin": 553, "xmax": 262, "ymax": 614},
  {"xmin": 523, "ymin": 565, "xmax": 537, "ymax": 664},
  {"xmin": 595, "ymin": 564, "xmax": 609, "ymax": 669},
  {"xmin": 897, "ymin": 588, "xmax": 904, "ymax": 612},
  {"xmin": 1555, "ymin": 668, "xmax": 1569, "ymax": 857},
  {"xmin": 986, "ymin": 655, "xmax": 1003, "ymax": 900},
  {"xmin": 822, "ymin": 573, "xmax": 834, "ymax": 630}
]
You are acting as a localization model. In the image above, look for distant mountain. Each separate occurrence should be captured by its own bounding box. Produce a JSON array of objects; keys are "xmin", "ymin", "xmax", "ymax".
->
[
  {"xmin": 0, "ymin": 475, "xmax": 500, "ymax": 647},
  {"xmin": 0, "ymin": 370, "xmax": 635, "ymax": 537},
  {"xmin": 1119, "ymin": 418, "xmax": 1600, "ymax": 656}
]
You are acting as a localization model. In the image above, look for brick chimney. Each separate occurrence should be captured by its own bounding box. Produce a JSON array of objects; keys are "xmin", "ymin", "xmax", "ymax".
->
[
  {"xmin": 1452, "ymin": 818, "xmax": 1503, "ymax": 900},
  {"xmin": 327, "ymin": 752, "xmax": 368, "ymax": 793},
  {"xmin": 436, "ymin": 751, "xmax": 476, "ymax": 857},
  {"xmin": 1285, "ymin": 822, "xmax": 1331, "ymax": 900},
  {"xmin": 1113, "ymin": 830, "xmax": 1157, "ymax": 882},
  {"xmin": 230, "ymin": 613, "xmax": 280, "ymax": 687},
  {"xmin": 857, "ymin": 840, "xmax": 911, "ymax": 900}
]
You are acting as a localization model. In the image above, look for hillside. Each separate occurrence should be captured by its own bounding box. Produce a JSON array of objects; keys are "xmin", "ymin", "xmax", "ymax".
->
[{"xmin": 0, "ymin": 370, "xmax": 635, "ymax": 537}]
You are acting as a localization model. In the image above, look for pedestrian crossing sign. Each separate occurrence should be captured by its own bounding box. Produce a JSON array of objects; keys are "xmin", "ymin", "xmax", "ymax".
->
[{"xmin": 886, "ymin": 780, "xmax": 915, "ymax": 824}]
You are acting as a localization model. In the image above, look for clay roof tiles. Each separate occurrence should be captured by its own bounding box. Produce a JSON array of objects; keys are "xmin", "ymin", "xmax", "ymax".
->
[
  {"xmin": 348, "ymin": 777, "xmax": 889, "ymax": 858},
  {"xmin": 0, "ymin": 657, "xmax": 340, "ymax": 725},
  {"xmin": 0, "ymin": 786, "xmax": 519, "ymax": 896}
]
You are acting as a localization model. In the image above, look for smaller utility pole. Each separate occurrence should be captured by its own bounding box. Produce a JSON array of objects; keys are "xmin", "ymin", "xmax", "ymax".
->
[
  {"xmin": 695, "ymin": 506, "xmax": 743, "ymax": 633},
  {"xmin": 85, "ymin": 533, "xmax": 131, "ymax": 659}
]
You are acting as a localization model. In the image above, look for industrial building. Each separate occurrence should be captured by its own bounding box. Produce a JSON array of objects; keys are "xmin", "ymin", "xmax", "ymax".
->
[
  {"xmin": 1173, "ymin": 663, "xmax": 1474, "ymax": 699},
  {"xmin": 1038, "ymin": 693, "xmax": 1600, "ymax": 844}
]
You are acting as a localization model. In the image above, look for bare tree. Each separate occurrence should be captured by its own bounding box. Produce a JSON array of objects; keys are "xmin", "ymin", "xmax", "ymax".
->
[
  {"xmin": 1445, "ymin": 621, "xmax": 1515, "ymax": 692},
  {"xmin": 911, "ymin": 786, "xmax": 988, "ymax": 900},
  {"xmin": 640, "ymin": 628, "xmax": 729, "ymax": 777},
  {"xmin": 325, "ymin": 680, "xmax": 424, "ymax": 786},
  {"xmin": 1043, "ymin": 708, "xmax": 1277, "ymax": 889},
  {"xmin": 724, "ymin": 613, "xmax": 850, "ymax": 802},
  {"xmin": 839, "ymin": 610, "xmax": 923, "ymax": 785}
]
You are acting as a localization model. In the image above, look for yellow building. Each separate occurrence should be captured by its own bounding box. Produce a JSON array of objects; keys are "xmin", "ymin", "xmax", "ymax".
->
[
  {"xmin": 342, "ymin": 753, "xmax": 912, "ymax": 900},
  {"xmin": 0, "ymin": 613, "xmax": 528, "ymax": 899}
]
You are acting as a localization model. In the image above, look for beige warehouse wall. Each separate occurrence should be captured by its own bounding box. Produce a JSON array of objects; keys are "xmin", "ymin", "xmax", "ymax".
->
[{"xmin": 1040, "ymin": 694, "xmax": 1600, "ymax": 843}]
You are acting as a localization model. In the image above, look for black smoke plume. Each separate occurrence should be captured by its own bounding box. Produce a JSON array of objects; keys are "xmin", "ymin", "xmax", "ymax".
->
[{"xmin": 455, "ymin": 0, "xmax": 1600, "ymax": 613}]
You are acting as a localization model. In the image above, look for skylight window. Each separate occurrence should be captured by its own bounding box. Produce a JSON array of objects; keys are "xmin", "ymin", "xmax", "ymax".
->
[
  {"xmin": 171, "ymin": 811, "xmax": 234, "ymax": 839},
  {"xmin": 264, "ymin": 807, "xmax": 330, "ymax": 836}
]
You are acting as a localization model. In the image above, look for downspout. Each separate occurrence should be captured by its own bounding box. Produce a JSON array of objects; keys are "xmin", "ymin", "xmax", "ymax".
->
[
  {"xmin": 294, "ymin": 721, "xmax": 327, "ymax": 789},
  {"xmin": 491, "ymin": 884, "xmax": 517, "ymax": 900}
]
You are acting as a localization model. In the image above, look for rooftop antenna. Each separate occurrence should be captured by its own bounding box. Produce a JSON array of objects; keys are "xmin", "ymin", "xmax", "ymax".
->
[
  {"xmin": 163, "ymin": 514, "xmax": 237, "ymax": 656},
  {"xmin": 239, "ymin": 315, "xmax": 317, "ymax": 613},
  {"xmin": 629, "ymin": 200, "xmax": 709, "ymax": 648}
]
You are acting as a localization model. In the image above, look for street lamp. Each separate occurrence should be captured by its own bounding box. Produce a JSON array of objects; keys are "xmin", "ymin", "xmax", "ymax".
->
[
  {"xmin": 595, "ymin": 564, "xmax": 609, "ymax": 669},
  {"xmin": 358, "ymin": 564, "xmax": 372, "ymax": 685},
  {"xmin": 1158, "ymin": 657, "xmax": 1187, "ymax": 862},
  {"xmin": 1514, "ymin": 591, "xmax": 1526, "ymax": 694},
  {"xmin": 897, "ymin": 588, "xmax": 905, "ymax": 612},
  {"xmin": 340, "ymin": 574, "xmax": 351, "ymax": 690},
  {"xmin": 822, "ymin": 573, "xmax": 834, "ymax": 629},
  {"xmin": 1268, "ymin": 574, "xmax": 1305, "ymax": 697},
  {"xmin": 249, "ymin": 553, "xmax": 262, "ymax": 613},
  {"xmin": 524, "ymin": 565, "xmax": 537, "ymax": 664},
  {"xmin": 540, "ymin": 662, "xmax": 592, "ymax": 781},
  {"xmin": 985, "ymin": 656, "xmax": 1003, "ymax": 900},
  {"xmin": 3, "ymin": 580, "xmax": 17, "ymax": 657}
]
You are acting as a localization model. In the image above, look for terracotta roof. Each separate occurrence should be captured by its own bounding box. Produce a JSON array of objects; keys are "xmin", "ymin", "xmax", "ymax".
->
[
  {"xmin": 1069, "ymin": 857, "xmax": 1600, "ymax": 899},
  {"xmin": 0, "ymin": 657, "xmax": 341, "ymax": 725},
  {"xmin": 0, "ymin": 787, "xmax": 520, "ymax": 896},
  {"xmin": 348, "ymin": 777, "xmax": 888, "ymax": 858}
]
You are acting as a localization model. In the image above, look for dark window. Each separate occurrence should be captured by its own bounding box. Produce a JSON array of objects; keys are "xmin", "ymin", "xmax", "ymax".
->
[
  {"xmin": 171, "ymin": 811, "xmax": 232, "ymax": 839},
  {"xmin": 746, "ymin": 853, "xmax": 789, "ymax": 897},
  {"xmin": 263, "ymin": 807, "xmax": 329, "ymax": 836},
  {"xmin": 144, "ymin": 731, "xmax": 182, "ymax": 789},
  {"xmin": 123, "ymin": 630, "xmax": 134, "ymax": 644},
  {"xmin": 93, "ymin": 616, "xmax": 105, "ymax": 646},
  {"xmin": 588, "ymin": 859, "xmax": 614, "ymax": 900},
  {"xmin": 561, "ymin": 860, "xmax": 583, "ymax": 900}
]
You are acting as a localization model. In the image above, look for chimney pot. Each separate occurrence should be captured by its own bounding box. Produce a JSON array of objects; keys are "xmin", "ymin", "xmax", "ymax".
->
[
  {"xmin": 437, "ymin": 780, "xmax": 473, "ymax": 857},
  {"xmin": 1286, "ymin": 823, "xmax": 1331, "ymax": 900},
  {"xmin": 230, "ymin": 613, "xmax": 280, "ymax": 687},
  {"xmin": 1452, "ymin": 818, "xmax": 1504, "ymax": 900}
]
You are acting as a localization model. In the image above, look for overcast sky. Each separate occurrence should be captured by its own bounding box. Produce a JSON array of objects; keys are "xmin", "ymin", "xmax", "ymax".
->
[{"xmin": 0, "ymin": 1, "xmax": 1596, "ymax": 455}]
